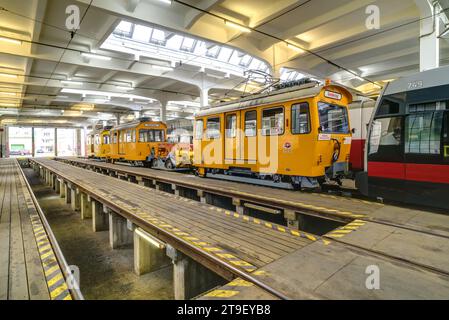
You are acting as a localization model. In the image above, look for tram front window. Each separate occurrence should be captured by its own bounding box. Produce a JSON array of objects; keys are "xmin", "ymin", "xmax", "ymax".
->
[
  {"xmin": 139, "ymin": 129, "xmax": 165, "ymax": 142},
  {"xmin": 318, "ymin": 102, "xmax": 349, "ymax": 134}
]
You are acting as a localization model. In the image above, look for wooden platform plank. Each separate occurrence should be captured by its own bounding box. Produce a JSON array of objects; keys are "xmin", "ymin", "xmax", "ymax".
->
[{"xmin": 0, "ymin": 163, "xmax": 11, "ymax": 300}]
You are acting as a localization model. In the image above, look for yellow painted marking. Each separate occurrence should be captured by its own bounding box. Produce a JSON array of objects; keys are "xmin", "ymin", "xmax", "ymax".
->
[
  {"xmin": 225, "ymin": 211, "xmax": 231, "ymax": 215},
  {"xmin": 44, "ymin": 265, "xmax": 60, "ymax": 277},
  {"xmin": 306, "ymin": 234, "xmax": 317, "ymax": 241},
  {"xmin": 38, "ymin": 244, "xmax": 51, "ymax": 252},
  {"xmin": 192, "ymin": 241, "xmax": 208, "ymax": 246},
  {"xmin": 253, "ymin": 219, "xmax": 261, "ymax": 224},
  {"xmin": 203, "ymin": 247, "xmax": 222, "ymax": 252},
  {"xmin": 228, "ymin": 278, "xmax": 254, "ymax": 287},
  {"xmin": 243, "ymin": 216, "xmax": 250, "ymax": 221},
  {"xmin": 40, "ymin": 251, "xmax": 53, "ymax": 260},
  {"xmin": 230, "ymin": 260, "xmax": 253, "ymax": 267},
  {"xmin": 342, "ymin": 226, "xmax": 359, "ymax": 230},
  {"xmin": 252, "ymin": 270, "xmax": 267, "ymax": 276},
  {"xmin": 264, "ymin": 222, "xmax": 272, "ymax": 228},
  {"xmin": 277, "ymin": 227, "xmax": 286, "ymax": 232},
  {"xmin": 205, "ymin": 290, "xmax": 239, "ymax": 298},
  {"xmin": 47, "ymin": 273, "xmax": 63, "ymax": 287},
  {"xmin": 326, "ymin": 233, "xmax": 344, "ymax": 238},
  {"xmin": 63, "ymin": 294, "xmax": 72, "ymax": 300},
  {"xmin": 175, "ymin": 232, "xmax": 189, "ymax": 236},
  {"xmin": 233, "ymin": 213, "xmax": 240, "ymax": 218},
  {"xmin": 50, "ymin": 285, "xmax": 69, "ymax": 300},
  {"xmin": 333, "ymin": 229, "xmax": 353, "ymax": 234},
  {"xmin": 183, "ymin": 236, "xmax": 199, "ymax": 241},
  {"xmin": 217, "ymin": 253, "xmax": 236, "ymax": 259},
  {"xmin": 291, "ymin": 230, "xmax": 300, "ymax": 236},
  {"xmin": 323, "ymin": 240, "xmax": 332, "ymax": 246}
]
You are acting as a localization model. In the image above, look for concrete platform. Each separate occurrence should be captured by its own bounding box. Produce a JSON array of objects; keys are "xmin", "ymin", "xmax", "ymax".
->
[{"xmin": 0, "ymin": 159, "xmax": 72, "ymax": 300}]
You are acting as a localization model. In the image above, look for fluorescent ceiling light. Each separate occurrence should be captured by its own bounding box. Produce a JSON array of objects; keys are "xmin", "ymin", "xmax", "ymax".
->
[
  {"xmin": 224, "ymin": 21, "xmax": 251, "ymax": 33},
  {"xmin": 60, "ymin": 88, "xmax": 154, "ymax": 101},
  {"xmin": 152, "ymin": 65, "xmax": 173, "ymax": 71},
  {"xmin": 81, "ymin": 53, "xmax": 112, "ymax": 61},
  {"xmin": 0, "ymin": 73, "xmax": 18, "ymax": 79},
  {"xmin": 1, "ymin": 103, "xmax": 17, "ymax": 107},
  {"xmin": 156, "ymin": 0, "xmax": 172, "ymax": 4},
  {"xmin": 116, "ymin": 86, "xmax": 133, "ymax": 91},
  {"xmin": 0, "ymin": 92, "xmax": 16, "ymax": 96},
  {"xmin": 61, "ymin": 80, "xmax": 83, "ymax": 85},
  {"xmin": 0, "ymin": 36, "xmax": 22, "ymax": 45},
  {"xmin": 286, "ymin": 43, "xmax": 304, "ymax": 53}
]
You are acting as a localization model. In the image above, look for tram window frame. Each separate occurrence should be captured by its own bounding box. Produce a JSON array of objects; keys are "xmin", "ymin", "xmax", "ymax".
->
[
  {"xmin": 368, "ymin": 116, "xmax": 404, "ymax": 162},
  {"xmin": 244, "ymin": 110, "xmax": 257, "ymax": 137},
  {"xmin": 195, "ymin": 119, "xmax": 204, "ymax": 140},
  {"xmin": 139, "ymin": 129, "xmax": 148, "ymax": 142},
  {"xmin": 405, "ymin": 111, "xmax": 444, "ymax": 156},
  {"xmin": 291, "ymin": 102, "xmax": 311, "ymax": 134},
  {"xmin": 225, "ymin": 114, "xmax": 237, "ymax": 138},
  {"xmin": 318, "ymin": 102, "xmax": 350, "ymax": 134},
  {"xmin": 125, "ymin": 130, "xmax": 132, "ymax": 143},
  {"xmin": 131, "ymin": 129, "xmax": 136, "ymax": 143},
  {"xmin": 152, "ymin": 129, "xmax": 164, "ymax": 142},
  {"xmin": 262, "ymin": 107, "xmax": 285, "ymax": 136},
  {"xmin": 206, "ymin": 117, "xmax": 221, "ymax": 139},
  {"xmin": 112, "ymin": 132, "xmax": 117, "ymax": 144},
  {"xmin": 103, "ymin": 135, "xmax": 110, "ymax": 145}
]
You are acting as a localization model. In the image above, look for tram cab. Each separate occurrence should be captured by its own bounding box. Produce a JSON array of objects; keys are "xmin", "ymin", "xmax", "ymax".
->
[
  {"xmin": 194, "ymin": 80, "xmax": 354, "ymax": 189},
  {"xmin": 357, "ymin": 65, "xmax": 449, "ymax": 209},
  {"xmin": 94, "ymin": 126, "xmax": 112, "ymax": 158}
]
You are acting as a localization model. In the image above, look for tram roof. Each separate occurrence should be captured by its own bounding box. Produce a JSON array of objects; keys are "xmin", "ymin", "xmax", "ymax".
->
[
  {"xmin": 196, "ymin": 82, "xmax": 353, "ymax": 117},
  {"xmin": 384, "ymin": 65, "xmax": 449, "ymax": 96}
]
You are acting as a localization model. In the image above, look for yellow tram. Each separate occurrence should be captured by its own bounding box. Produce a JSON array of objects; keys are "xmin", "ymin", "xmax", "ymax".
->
[
  {"xmin": 108, "ymin": 118, "xmax": 171, "ymax": 167},
  {"xmin": 193, "ymin": 81, "xmax": 353, "ymax": 189},
  {"xmin": 86, "ymin": 127, "xmax": 112, "ymax": 158}
]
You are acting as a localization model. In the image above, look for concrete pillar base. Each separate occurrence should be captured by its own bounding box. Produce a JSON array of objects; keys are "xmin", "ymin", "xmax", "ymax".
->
[
  {"xmin": 59, "ymin": 180, "xmax": 66, "ymax": 198},
  {"xmin": 80, "ymin": 193, "xmax": 92, "ymax": 219},
  {"xmin": 168, "ymin": 247, "xmax": 225, "ymax": 300},
  {"xmin": 70, "ymin": 188, "xmax": 80, "ymax": 211},
  {"xmin": 92, "ymin": 201, "xmax": 108, "ymax": 232},
  {"xmin": 64, "ymin": 184, "xmax": 71, "ymax": 204},
  {"xmin": 134, "ymin": 228, "xmax": 171, "ymax": 275},
  {"xmin": 109, "ymin": 211, "xmax": 133, "ymax": 249}
]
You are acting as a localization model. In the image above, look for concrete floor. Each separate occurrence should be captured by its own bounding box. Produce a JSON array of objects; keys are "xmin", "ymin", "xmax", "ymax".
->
[{"xmin": 24, "ymin": 168, "xmax": 174, "ymax": 300}]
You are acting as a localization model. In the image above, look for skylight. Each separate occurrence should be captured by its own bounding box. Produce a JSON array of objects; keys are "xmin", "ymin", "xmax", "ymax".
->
[{"xmin": 102, "ymin": 20, "xmax": 271, "ymax": 79}]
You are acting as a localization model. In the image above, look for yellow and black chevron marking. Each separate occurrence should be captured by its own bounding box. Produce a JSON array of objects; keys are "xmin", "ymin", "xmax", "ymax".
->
[
  {"xmin": 20, "ymin": 180, "xmax": 72, "ymax": 300},
  {"xmin": 325, "ymin": 219, "xmax": 366, "ymax": 239},
  {"xmin": 151, "ymin": 190, "xmax": 331, "ymax": 245},
  {"xmin": 204, "ymin": 278, "xmax": 255, "ymax": 299},
  {"xmin": 136, "ymin": 211, "xmax": 258, "ymax": 273}
]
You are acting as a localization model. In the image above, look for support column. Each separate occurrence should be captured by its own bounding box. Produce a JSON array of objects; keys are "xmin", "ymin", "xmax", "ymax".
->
[
  {"xmin": 133, "ymin": 228, "xmax": 171, "ymax": 276},
  {"xmin": 232, "ymin": 198, "xmax": 244, "ymax": 215},
  {"xmin": 160, "ymin": 102, "xmax": 167, "ymax": 123},
  {"xmin": 54, "ymin": 177, "xmax": 60, "ymax": 193},
  {"xmin": 109, "ymin": 211, "xmax": 133, "ymax": 249},
  {"xmin": 54, "ymin": 127, "xmax": 58, "ymax": 157},
  {"xmin": 70, "ymin": 187, "xmax": 80, "ymax": 211},
  {"xmin": 199, "ymin": 87, "xmax": 209, "ymax": 108},
  {"xmin": 59, "ymin": 180, "xmax": 66, "ymax": 198},
  {"xmin": 167, "ymin": 247, "xmax": 225, "ymax": 300},
  {"xmin": 64, "ymin": 183, "xmax": 71, "ymax": 204},
  {"xmin": 92, "ymin": 201, "xmax": 108, "ymax": 232},
  {"xmin": 80, "ymin": 193, "xmax": 92, "ymax": 220},
  {"xmin": 284, "ymin": 209, "xmax": 299, "ymax": 229},
  {"xmin": 415, "ymin": 0, "xmax": 444, "ymax": 71}
]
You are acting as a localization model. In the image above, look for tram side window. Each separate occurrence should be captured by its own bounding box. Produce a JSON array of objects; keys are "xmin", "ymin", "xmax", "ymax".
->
[
  {"xmin": 139, "ymin": 130, "xmax": 148, "ymax": 142},
  {"xmin": 131, "ymin": 130, "xmax": 136, "ymax": 143},
  {"xmin": 376, "ymin": 97, "xmax": 402, "ymax": 116},
  {"xmin": 125, "ymin": 130, "xmax": 131, "ymax": 143},
  {"xmin": 291, "ymin": 103, "xmax": 310, "ymax": 134},
  {"xmin": 112, "ymin": 132, "xmax": 117, "ymax": 144},
  {"xmin": 262, "ymin": 107, "xmax": 284, "ymax": 136},
  {"xmin": 245, "ymin": 111, "xmax": 257, "ymax": 137},
  {"xmin": 226, "ymin": 114, "xmax": 237, "ymax": 138},
  {"xmin": 94, "ymin": 134, "xmax": 100, "ymax": 145},
  {"xmin": 152, "ymin": 130, "xmax": 164, "ymax": 142},
  {"xmin": 103, "ymin": 135, "xmax": 110, "ymax": 145},
  {"xmin": 206, "ymin": 117, "xmax": 220, "ymax": 139},
  {"xmin": 444, "ymin": 113, "xmax": 449, "ymax": 158},
  {"xmin": 405, "ymin": 111, "xmax": 444, "ymax": 155},
  {"xmin": 369, "ymin": 117, "xmax": 402, "ymax": 155},
  {"xmin": 195, "ymin": 120, "xmax": 203, "ymax": 140}
]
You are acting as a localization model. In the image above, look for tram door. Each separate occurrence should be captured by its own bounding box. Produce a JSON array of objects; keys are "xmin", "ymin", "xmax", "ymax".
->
[
  {"xmin": 224, "ymin": 112, "xmax": 241, "ymax": 164},
  {"xmin": 242, "ymin": 109, "xmax": 258, "ymax": 165},
  {"xmin": 119, "ymin": 131, "xmax": 125, "ymax": 154}
]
